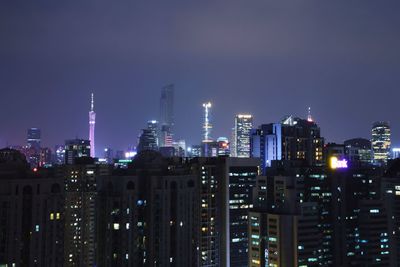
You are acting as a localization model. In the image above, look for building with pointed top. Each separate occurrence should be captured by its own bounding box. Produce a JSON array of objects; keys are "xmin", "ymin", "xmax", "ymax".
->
[
  {"xmin": 89, "ymin": 93, "xmax": 96, "ymax": 158},
  {"xmin": 202, "ymin": 102, "xmax": 213, "ymax": 156}
]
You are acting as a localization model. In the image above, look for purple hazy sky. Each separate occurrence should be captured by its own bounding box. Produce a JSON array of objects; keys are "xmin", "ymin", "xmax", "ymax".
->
[{"xmin": 1, "ymin": 1, "xmax": 400, "ymax": 153}]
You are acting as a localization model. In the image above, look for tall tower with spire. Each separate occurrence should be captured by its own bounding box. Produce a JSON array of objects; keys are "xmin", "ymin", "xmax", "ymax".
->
[
  {"xmin": 202, "ymin": 102, "xmax": 212, "ymax": 143},
  {"xmin": 89, "ymin": 93, "xmax": 96, "ymax": 158}
]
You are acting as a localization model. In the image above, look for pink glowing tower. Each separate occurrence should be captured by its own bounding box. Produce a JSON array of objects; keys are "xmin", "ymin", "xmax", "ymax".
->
[{"xmin": 89, "ymin": 93, "xmax": 96, "ymax": 158}]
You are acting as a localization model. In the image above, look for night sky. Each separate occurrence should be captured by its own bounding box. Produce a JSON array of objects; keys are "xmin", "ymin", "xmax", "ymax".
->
[{"xmin": 1, "ymin": 1, "xmax": 400, "ymax": 154}]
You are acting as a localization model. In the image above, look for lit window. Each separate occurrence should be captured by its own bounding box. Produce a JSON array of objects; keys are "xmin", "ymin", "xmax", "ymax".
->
[{"xmin": 113, "ymin": 223, "xmax": 120, "ymax": 230}]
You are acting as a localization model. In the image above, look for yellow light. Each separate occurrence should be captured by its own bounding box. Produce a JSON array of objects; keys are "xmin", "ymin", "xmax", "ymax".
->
[
  {"xmin": 330, "ymin": 157, "xmax": 338, "ymax": 169},
  {"xmin": 330, "ymin": 156, "xmax": 348, "ymax": 169},
  {"xmin": 50, "ymin": 213, "xmax": 54, "ymax": 220}
]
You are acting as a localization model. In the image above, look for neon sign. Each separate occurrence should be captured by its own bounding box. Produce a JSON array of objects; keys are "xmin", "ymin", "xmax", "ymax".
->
[{"xmin": 330, "ymin": 157, "xmax": 348, "ymax": 169}]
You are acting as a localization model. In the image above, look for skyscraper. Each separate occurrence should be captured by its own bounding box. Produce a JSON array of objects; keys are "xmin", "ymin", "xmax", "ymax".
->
[
  {"xmin": 159, "ymin": 84, "xmax": 174, "ymax": 146},
  {"xmin": 191, "ymin": 157, "xmax": 259, "ymax": 266},
  {"xmin": 251, "ymin": 116, "xmax": 324, "ymax": 172},
  {"xmin": 63, "ymin": 159, "xmax": 110, "ymax": 266},
  {"xmin": 26, "ymin": 128, "xmax": 41, "ymax": 167},
  {"xmin": 27, "ymin": 128, "xmax": 41, "ymax": 151},
  {"xmin": 137, "ymin": 120, "xmax": 159, "ymax": 153},
  {"xmin": 234, "ymin": 114, "xmax": 253, "ymax": 158},
  {"xmin": 371, "ymin": 121, "xmax": 391, "ymax": 165},
  {"xmin": 89, "ymin": 93, "xmax": 96, "ymax": 158}
]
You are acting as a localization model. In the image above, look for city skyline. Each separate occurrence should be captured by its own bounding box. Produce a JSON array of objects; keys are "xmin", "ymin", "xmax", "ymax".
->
[
  {"xmin": 0, "ymin": 92, "xmax": 399, "ymax": 152},
  {"xmin": 1, "ymin": 2, "xmax": 400, "ymax": 266},
  {"xmin": 1, "ymin": 1, "xmax": 400, "ymax": 151}
]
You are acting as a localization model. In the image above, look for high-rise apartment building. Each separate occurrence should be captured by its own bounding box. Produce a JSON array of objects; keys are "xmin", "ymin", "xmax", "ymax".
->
[
  {"xmin": 234, "ymin": 114, "xmax": 253, "ymax": 158},
  {"xmin": 248, "ymin": 203, "xmax": 322, "ymax": 267},
  {"xmin": 0, "ymin": 149, "xmax": 65, "ymax": 267},
  {"xmin": 62, "ymin": 158, "xmax": 110, "ymax": 266},
  {"xmin": 371, "ymin": 121, "xmax": 391, "ymax": 165},
  {"xmin": 191, "ymin": 157, "xmax": 259, "ymax": 267},
  {"xmin": 96, "ymin": 151, "xmax": 198, "ymax": 266},
  {"xmin": 249, "ymin": 167, "xmax": 324, "ymax": 267}
]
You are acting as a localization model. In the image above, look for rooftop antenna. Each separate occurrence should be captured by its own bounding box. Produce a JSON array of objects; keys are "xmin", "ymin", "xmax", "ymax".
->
[
  {"xmin": 307, "ymin": 107, "xmax": 313, "ymax": 122},
  {"xmin": 91, "ymin": 93, "xmax": 94, "ymax": 111}
]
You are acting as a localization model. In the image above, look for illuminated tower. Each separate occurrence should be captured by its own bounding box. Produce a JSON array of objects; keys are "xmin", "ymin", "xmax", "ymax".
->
[
  {"xmin": 371, "ymin": 121, "xmax": 391, "ymax": 165},
  {"xmin": 234, "ymin": 114, "xmax": 253, "ymax": 157},
  {"xmin": 202, "ymin": 102, "xmax": 212, "ymax": 142},
  {"xmin": 89, "ymin": 93, "xmax": 96, "ymax": 158},
  {"xmin": 202, "ymin": 102, "xmax": 212, "ymax": 156}
]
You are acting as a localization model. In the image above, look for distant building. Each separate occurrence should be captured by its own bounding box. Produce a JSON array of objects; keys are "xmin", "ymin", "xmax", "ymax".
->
[
  {"xmin": 172, "ymin": 139, "xmax": 186, "ymax": 157},
  {"xmin": 230, "ymin": 127, "xmax": 236, "ymax": 157},
  {"xmin": 89, "ymin": 93, "xmax": 96, "ymax": 158},
  {"xmin": 27, "ymin": 128, "xmax": 41, "ymax": 151},
  {"xmin": 65, "ymin": 139, "xmax": 91, "ymax": 164},
  {"xmin": 371, "ymin": 121, "xmax": 391, "ymax": 165},
  {"xmin": 26, "ymin": 128, "xmax": 41, "ymax": 167},
  {"xmin": 392, "ymin": 148, "xmax": 400, "ymax": 159},
  {"xmin": 188, "ymin": 145, "xmax": 201, "ymax": 158},
  {"xmin": 324, "ymin": 143, "xmax": 346, "ymax": 162},
  {"xmin": 344, "ymin": 138, "xmax": 372, "ymax": 165},
  {"xmin": 137, "ymin": 121, "xmax": 159, "ymax": 153},
  {"xmin": 159, "ymin": 84, "xmax": 174, "ymax": 147},
  {"xmin": 54, "ymin": 145, "xmax": 65, "ymax": 165},
  {"xmin": 115, "ymin": 150, "xmax": 125, "ymax": 160},
  {"xmin": 39, "ymin": 147, "xmax": 52, "ymax": 167},
  {"xmin": 201, "ymin": 141, "xmax": 219, "ymax": 157},
  {"xmin": 159, "ymin": 146, "xmax": 175, "ymax": 157},
  {"xmin": 234, "ymin": 114, "xmax": 253, "ymax": 158},
  {"xmin": 217, "ymin": 137, "xmax": 230, "ymax": 156},
  {"xmin": 103, "ymin": 148, "xmax": 114, "ymax": 164},
  {"xmin": 202, "ymin": 102, "xmax": 213, "ymax": 156},
  {"xmin": 147, "ymin": 120, "xmax": 160, "ymax": 147},
  {"xmin": 251, "ymin": 116, "xmax": 324, "ymax": 172}
]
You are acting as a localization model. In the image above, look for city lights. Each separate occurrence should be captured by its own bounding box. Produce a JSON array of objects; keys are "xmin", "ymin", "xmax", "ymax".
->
[{"xmin": 330, "ymin": 157, "xmax": 348, "ymax": 169}]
